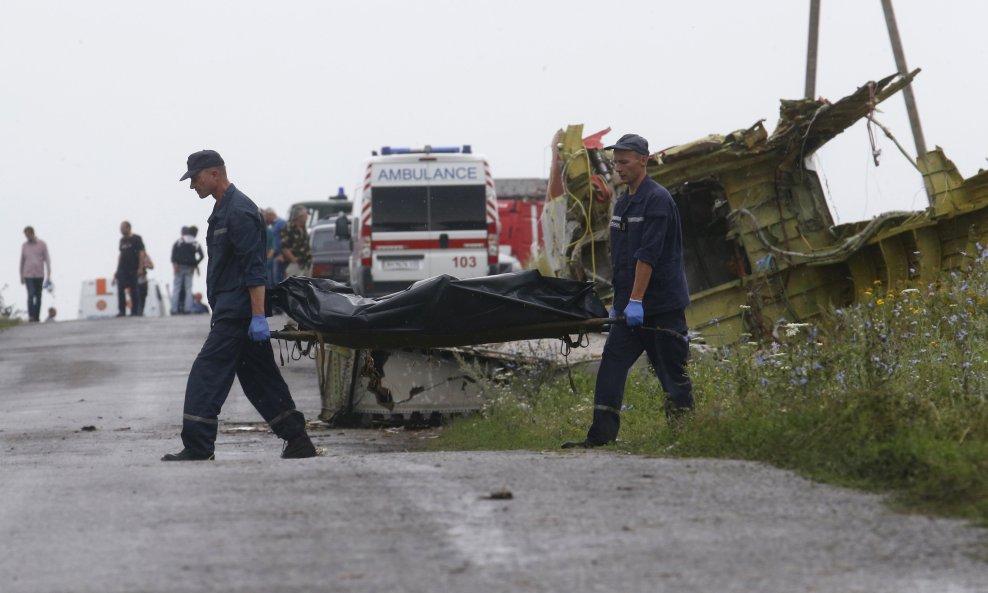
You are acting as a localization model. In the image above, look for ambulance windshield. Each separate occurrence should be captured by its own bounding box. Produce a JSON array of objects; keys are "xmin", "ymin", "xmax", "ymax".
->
[
  {"xmin": 371, "ymin": 185, "xmax": 486, "ymax": 232},
  {"xmin": 372, "ymin": 187, "xmax": 428, "ymax": 232},
  {"xmin": 429, "ymin": 185, "xmax": 486, "ymax": 230}
]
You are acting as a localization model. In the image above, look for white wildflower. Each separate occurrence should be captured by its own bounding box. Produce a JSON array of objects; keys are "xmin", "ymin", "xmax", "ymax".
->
[{"xmin": 783, "ymin": 322, "xmax": 811, "ymax": 337}]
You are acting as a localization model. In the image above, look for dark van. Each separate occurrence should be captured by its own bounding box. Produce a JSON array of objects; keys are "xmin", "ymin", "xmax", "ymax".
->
[{"xmin": 309, "ymin": 216, "xmax": 352, "ymax": 284}]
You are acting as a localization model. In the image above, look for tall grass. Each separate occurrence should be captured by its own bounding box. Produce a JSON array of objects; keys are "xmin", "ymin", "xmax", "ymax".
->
[
  {"xmin": 432, "ymin": 256, "xmax": 988, "ymax": 522},
  {"xmin": 0, "ymin": 286, "xmax": 19, "ymax": 330}
]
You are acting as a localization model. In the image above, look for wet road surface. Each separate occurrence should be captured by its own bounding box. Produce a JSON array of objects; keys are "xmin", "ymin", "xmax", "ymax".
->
[{"xmin": 1, "ymin": 316, "xmax": 986, "ymax": 592}]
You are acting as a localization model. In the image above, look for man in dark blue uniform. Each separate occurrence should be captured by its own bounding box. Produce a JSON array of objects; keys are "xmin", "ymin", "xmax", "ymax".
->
[
  {"xmin": 162, "ymin": 150, "xmax": 317, "ymax": 461},
  {"xmin": 564, "ymin": 134, "xmax": 694, "ymax": 448}
]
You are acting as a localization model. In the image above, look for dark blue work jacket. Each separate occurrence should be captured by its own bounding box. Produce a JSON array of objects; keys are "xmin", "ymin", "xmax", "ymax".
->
[
  {"xmin": 610, "ymin": 177, "xmax": 690, "ymax": 315},
  {"xmin": 205, "ymin": 184, "xmax": 268, "ymax": 321}
]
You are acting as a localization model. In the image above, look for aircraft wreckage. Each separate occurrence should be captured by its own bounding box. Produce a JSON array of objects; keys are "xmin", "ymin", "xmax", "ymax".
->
[
  {"xmin": 539, "ymin": 70, "xmax": 988, "ymax": 346},
  {"xmin": 274, "ymin": 70, "xmax": 988, "ymax": 424}
]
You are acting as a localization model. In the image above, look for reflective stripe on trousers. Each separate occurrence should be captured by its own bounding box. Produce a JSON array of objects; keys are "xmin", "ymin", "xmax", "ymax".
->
[
  {"xmin": 586, "ymin": 309, "xmax": 693, "ymax": 444},
  {"xmin": 181, "ymin": 318, "xmax": 306, "ymax": 456}
]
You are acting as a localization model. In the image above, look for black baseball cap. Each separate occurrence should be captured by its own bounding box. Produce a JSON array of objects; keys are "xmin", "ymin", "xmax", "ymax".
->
[
  {"xmin": 604, "ymin": 133, "xmax": 649, "ymax": 155},
  {"xmin": 180, "ymin": 149, "xmax": 225, "ymax": 181}
]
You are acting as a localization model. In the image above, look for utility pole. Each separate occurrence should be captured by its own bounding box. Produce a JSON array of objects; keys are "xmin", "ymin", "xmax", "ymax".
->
[
  {"xmin": 880, "ymin": 0, "xmax": 928, "ymax": 158},
  {"xmin": 804, "ymin": 0, "xmax": 821, "ymax": 99}
]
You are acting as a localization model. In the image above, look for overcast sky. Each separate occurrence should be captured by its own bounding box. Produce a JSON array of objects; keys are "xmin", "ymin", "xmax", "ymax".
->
[{"xmin": 3, "ymin": 1, "xmax": 986, "ymax": 320}]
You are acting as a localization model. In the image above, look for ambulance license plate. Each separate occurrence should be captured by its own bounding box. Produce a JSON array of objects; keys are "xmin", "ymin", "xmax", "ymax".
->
[{"xmin": 382, "ymin": 260, "xmax": 421, "ymax": 271}]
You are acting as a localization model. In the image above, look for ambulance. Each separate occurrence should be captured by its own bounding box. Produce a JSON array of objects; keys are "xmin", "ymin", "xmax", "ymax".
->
[
  {"xmin": 348, "ymin": 145, "xmax": 500, "ymax": 297},
  {"xmin": 78, "ymin": 277, "xmax": 168, "ymax": 319}
]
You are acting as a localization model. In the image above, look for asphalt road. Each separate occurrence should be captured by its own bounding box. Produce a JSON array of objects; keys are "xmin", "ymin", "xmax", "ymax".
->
[{"xmin": 1, "ymin": 315, "xmax": 986, "ymax": 593}]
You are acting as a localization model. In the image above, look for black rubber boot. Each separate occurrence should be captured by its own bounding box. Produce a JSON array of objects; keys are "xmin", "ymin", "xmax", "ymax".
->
[
  {"xmin": 561, "ymin": 439, "xmax": 609, "ymax": 449},
  {"xmin": 665, "ymin": 401, "xmax": 694, "ymax": 431},
  {"xmin": 161, "ymin": 448, "xmax": 215, "ymax": 461},
  {"xmin": 281, "ymin": 435, "xmax": 317, "ymax": 459}
]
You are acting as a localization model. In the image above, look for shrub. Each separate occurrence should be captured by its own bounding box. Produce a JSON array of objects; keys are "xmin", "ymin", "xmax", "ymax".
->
[{"xmin": 0, "ymin": 286, "xmax": 19, "ymax": 330}]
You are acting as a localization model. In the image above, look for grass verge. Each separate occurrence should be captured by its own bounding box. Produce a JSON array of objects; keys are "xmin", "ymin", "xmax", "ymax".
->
[{"xmin": 427, "ymin": 264, "xmax": 988, "ymax": 524}]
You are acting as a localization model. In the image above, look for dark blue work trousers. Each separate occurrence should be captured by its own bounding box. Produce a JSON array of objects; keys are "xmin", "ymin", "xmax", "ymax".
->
[
  {"xmin": 182, "ymin": 318, "xmax": 306, "ymax": 456},
  {"xmin": 587, "ymin": 309, "xmax": 694, "ymax": 444},
  {"xmin": 24, "ymin": 277, "xmax": 43, "ymax": 321}
]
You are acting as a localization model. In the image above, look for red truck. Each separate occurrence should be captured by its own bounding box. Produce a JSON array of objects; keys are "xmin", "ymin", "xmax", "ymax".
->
[{"xmin": 495, "ymin": 178, "xmax": 546, "ymax": 268}]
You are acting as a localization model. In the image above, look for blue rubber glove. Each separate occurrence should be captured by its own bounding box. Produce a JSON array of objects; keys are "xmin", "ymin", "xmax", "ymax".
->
[
  {"xmin": 609, "ymin": 306, "xmax": 617, "ymax": 319},
  {"xmin": 625, "ymin": 299, "xmax": 644, "ymax": 327},
  {"xmin": 248, "ymin": 314, "xmax": 271, "ymax": 341}
]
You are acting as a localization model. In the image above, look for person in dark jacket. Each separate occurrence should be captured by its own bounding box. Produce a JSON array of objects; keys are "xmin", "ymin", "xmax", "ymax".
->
[
  {"xmin": 114, "ymin": 221, "xmax": 145, "ymax": 317},
  {"xmin": 162, "ymin": 149, "xmax": 317, "ymax": 461},
  {"xmin": 170, "ymin": 225, "xmax": 204, "ymax": 314},
  {"xmin": 563, "ymin": 134, "xmax": 694, "ymax": 448}
]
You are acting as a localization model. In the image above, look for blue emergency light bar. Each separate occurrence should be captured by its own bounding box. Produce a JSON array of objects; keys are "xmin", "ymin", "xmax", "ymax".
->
[{"xmin": 380, "ymin": 145, "xmax": 472, "ymax": 155}]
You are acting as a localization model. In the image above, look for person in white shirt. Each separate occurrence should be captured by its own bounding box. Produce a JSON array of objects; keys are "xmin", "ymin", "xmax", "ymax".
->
[{"xmin": 20, "ymin": 226, "xmax": 51, "ymax": 323}]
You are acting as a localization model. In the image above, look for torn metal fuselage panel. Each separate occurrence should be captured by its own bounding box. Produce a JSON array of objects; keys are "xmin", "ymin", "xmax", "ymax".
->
[
  {"xmin": 284, "ymin": 336, "xmax": 605, "ymax": 426},
  {"xmin": 541, "ymin": 71, "xmax": 988, "ymax": 345}
]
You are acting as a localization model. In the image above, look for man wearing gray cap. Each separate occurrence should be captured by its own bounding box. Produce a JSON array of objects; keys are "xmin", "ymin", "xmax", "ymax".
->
[
  {"xmin": 563, "ymin": 134, "xmax": 694, "ymax": 448},
  {"xmin": 162, "ymin": 149, "xmax": 317, "ymax": 461}
]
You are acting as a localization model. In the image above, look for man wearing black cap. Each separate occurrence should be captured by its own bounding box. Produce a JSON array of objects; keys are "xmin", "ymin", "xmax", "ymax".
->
[
  {"xmin": 563, "ymin": 134, "xmax": 694, "ymax": 448},
  {"xmin": 162, "ymin": 149, "xmax": 317, "ymax": 461}
]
